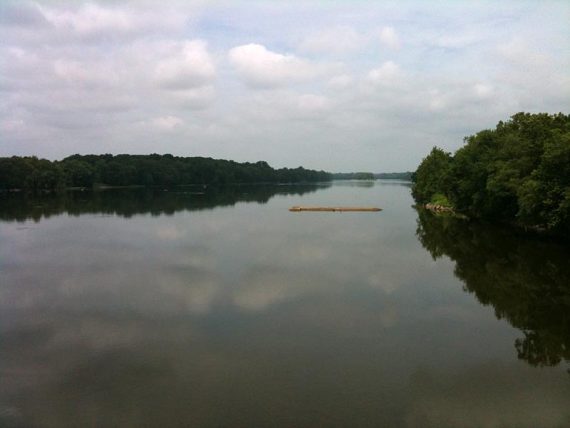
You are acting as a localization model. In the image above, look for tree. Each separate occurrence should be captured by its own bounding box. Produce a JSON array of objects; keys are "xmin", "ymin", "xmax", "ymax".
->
[
  {"xmin": 412, "ymin": 147, "xmax": 453, "ymax": 203},
  {"xmin": 0, "ymin": 154, "xmax": 333, "ymax": 191},
  {"xmin": 413, "ymin": 112, "xmax": 570, "ymax": 237}
]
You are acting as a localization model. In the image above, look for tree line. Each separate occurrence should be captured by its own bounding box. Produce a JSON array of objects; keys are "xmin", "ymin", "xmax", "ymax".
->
[
  {"xmin": 0, "ymin": 154, "xmax": 332, "ymax": 190},
  {"xmin": 374, "ymin": 172, "xmax": 412, "ymax": 180},
  {"xmin": 412, "ymin": 112, "xmax": 570, "ymax": 237},
  {"xmin": 332, "ymin": 172, "xmax": 375, "ymax": 180}
]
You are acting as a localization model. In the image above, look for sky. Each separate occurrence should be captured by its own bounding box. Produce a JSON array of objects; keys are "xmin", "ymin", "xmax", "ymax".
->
[{"xmin": 1, "ymin": 0, "xmax": 569, "ymax": 172}]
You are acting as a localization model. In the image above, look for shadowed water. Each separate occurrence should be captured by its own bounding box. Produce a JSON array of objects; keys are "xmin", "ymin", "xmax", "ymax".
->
[{"xmin": 0, "ymin": 182, "xmax": 568, "ymax": 427}]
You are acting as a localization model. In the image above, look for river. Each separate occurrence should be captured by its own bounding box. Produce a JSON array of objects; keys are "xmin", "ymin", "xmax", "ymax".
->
[{"xmin": 0, "ymin": 181, "xmax": 568, "ymax": 427}]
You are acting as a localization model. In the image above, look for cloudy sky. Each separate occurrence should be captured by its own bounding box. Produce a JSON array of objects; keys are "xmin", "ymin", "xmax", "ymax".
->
[{"xmin": 1, "ymin": 0, "xmax": 569, "ymax": 171}]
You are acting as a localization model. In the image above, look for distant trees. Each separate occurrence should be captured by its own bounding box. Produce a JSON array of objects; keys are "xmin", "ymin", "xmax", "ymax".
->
[
  {"xmin": 0, "ymin": 156, "xmax": 65, "ymax": 191},
  {"xmin": 374, "ymin": 172, "xmax": 413, "ymax": 180},
  {"xmin": 412, "ymin": 112, "xmax": 570, "ymax": 237},
  {"xmin": 332, "ymin": 172, "xmax": 375, "ymax": 180},
  {"xmin": 0, "ymin": 154, "xmax": 332, "ymax": 191}
]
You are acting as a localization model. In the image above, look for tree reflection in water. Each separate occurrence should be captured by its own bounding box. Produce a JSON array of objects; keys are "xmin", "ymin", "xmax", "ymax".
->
[
  {"xmin": 0, "ymin": 184, "xmax": 328, "ymax": 223},
  {"xmin": 415, "ymin": 209, "xmax": 570, "ymax": 370}
]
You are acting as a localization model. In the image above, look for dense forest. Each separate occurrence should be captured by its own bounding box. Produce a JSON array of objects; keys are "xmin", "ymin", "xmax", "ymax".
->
[
  {"xmin": 0, "ymin": 154, "xmax": 332, "ymax": 191},
  {"xmin": 412, "ymin": 112, "xmax": 570, "ymax": 237}
]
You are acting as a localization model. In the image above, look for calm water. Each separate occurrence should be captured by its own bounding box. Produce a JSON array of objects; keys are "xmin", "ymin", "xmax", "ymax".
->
[{"xmin": 1, "ymin": 181, "xmax": 569, "ymax": 427}]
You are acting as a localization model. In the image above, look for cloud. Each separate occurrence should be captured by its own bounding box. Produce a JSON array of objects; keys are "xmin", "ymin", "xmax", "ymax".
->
[
  {"xmin": 366, "ymin": 61, "xmax": 401, "ymax": 85},
  {"xmin": 377, "ymin": 26, "xmax": 401, "ymax": 49},
  {"xmin": 0, "ymin": 2, "xmax": 189, "ymax": 49},
  {"xmin": 41, "ymin": 3, "xmax": 135, "ymax": 35},
  {"xmin": 151, "ymin": 115, "xmax": 183, "ymax": 131},
  {"xmin": 164, "ymin": 85, "xmax": 216, "ymax": 110},
  {"xmin": 34, "ymin": 2, "xmax": 187, "ymax": 41},
  {"xmin": 0, "ymin": 1, "xmax": 48, "ymax": 27},
  {"xmin": 0, "ymin": 118, "xmax": 25, "ymax": 132},
  {"xmin": 228, "ymin": 43, "xmax": 323, "ymax": 88},
  {"xmin": 296, "ymin": 94, "xmax": 331, "ymax": 113},
  {"xmin": 154, "ymin": 40, "xmax": 216, "ymax": 90},
  {"xmin": 52, "ymin": 59, "xmax": 119, "ymax": 88},
  {"xmin": 428, "ymin": 89, "xmax": 447, "ymax": 112},
  {"xmin": 496, "ymin": 37, "xmax": 547, "ymax": 67},
  {"xmin": 233, "ymin": 90, "xmax": 334, "ymax": 124},
  {"xmin": 327, "ymin": 74, "xmax": 354, "ymax": 89},
  {"xmin": 473, "ymin": 83, "xmax": 493, "ymax": 99},
  {"xmin": 300, "ymin": 25, "xmax": 401, "ymax": 54},
  {"xmin": 0, "ymin": 1, "xmax": 568, "ymax": 170},
  {"xmin": 300, "ymin": 26, "xmax": 365, "ymax": 54}
]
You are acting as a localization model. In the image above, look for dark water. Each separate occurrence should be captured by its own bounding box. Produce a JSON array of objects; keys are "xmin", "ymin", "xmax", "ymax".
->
[{"xmin": 1, "ymin": 182, "xmax": 569, "ymax": 428}]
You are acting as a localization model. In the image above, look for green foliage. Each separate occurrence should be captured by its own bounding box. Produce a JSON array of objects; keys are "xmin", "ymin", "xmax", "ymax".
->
[
  {"xmin": 0, "ymin": 156, "xmax": 65, "ymax": 191},
  {"xmin": 413, "ymin": 112, "xmax": 570, "ymax": 237},
  {"xmin": 411, "ymin": 147, "xmax": 453, "ymax": 203},
  {"xmin": 0, "ymin": 154, "xmax": 332, "ymax": 191},
  {"xmin": 430, "ymin": 193, "xmax": 451, "ymax": 207}
]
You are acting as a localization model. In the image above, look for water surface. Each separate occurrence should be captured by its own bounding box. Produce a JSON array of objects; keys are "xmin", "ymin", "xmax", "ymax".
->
[{"xmin": 1, "ymin": 182, "xmax": 568, "ymax": 427}]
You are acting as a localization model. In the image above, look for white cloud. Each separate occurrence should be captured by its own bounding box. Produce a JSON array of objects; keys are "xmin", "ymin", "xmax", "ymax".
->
[
  {"xmin": 473, "ymin": 83, "xmax": 493, "ymax": 99},
  {"xmin": 497, "ymin": 37, "xmax": 548, "ymax": 68},
  {"xmin": 240, "ymin": 90, "xmax": 334, "ymax": 122},
  {"xmin": 424, "ymin": 82, "xmax": 499, "ymax": 113},
  {"xmin": 0, "ymin": 2, "xmax": 48, "ymax": 28},
  {"xmin": 428, "ymin": 89, "xmax": 447, "ymax": 111},
  {"xmin": 151, "ymin": 116, "xmax": 183, "ymax": 131},
  {"xmin": 367, "ymin": 61, "xmax": 401, "ymax": 85},
  {"xmin": 41, "ymin": 3, "xmax": 135, "ymax": 35},
  {"xmin": 378, "ymin": 26, "xmax": 401, "ymax": 49},
  {"xmin": 327, "ymin": 74, "xmax": 354, "ymax": 89},
  {"xmin": 0, "ymin": 118, "xmax": 25, "ymax": 132},
  {"xmin": 300, "ymin": 26, "xmax": 365, "ymax": 54},
  {"xmin": 165, "ymin": 85, "xmax": 216, "ymax": 110},
  {"xmin": 53, "ymin": 60, "xmax": 90, "ymax": 82},
  {"xmin": 0, "ymin": 1, "xmax": 568, "ymax": 170},
  {"xmin": 51, "ymin": 59, "xmax": 121, "ymax": 89},
  {"xmin": 33, "ymin": 2, "xmax": 187, "ymax": 41},
  {"xmin": 228, "ymin": 43, "xmax": 322, "ymax": 88},
  {"xmin": 154, "ymin": 40, "xmax": 216, "ymax": 90},
  {"xmin": 296, "ymin": 94, "xmax": 333, "ymax": 117},
  {"xmin": 435, "ymin": 33, "xmax": 480, "ymax": 49}
]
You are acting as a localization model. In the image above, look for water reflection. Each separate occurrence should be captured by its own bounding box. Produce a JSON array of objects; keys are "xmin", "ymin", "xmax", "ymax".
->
[
  {"xmin": 0, "ymin": 184, "xmax": 328, "ymax": 223},
  {"xmin": 415, "ymin": 209, "xmax": 570, "ymax": 370},
  {"xmin": 1, "ymin": 183, "xmax": 569, "ymax": 427}
]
